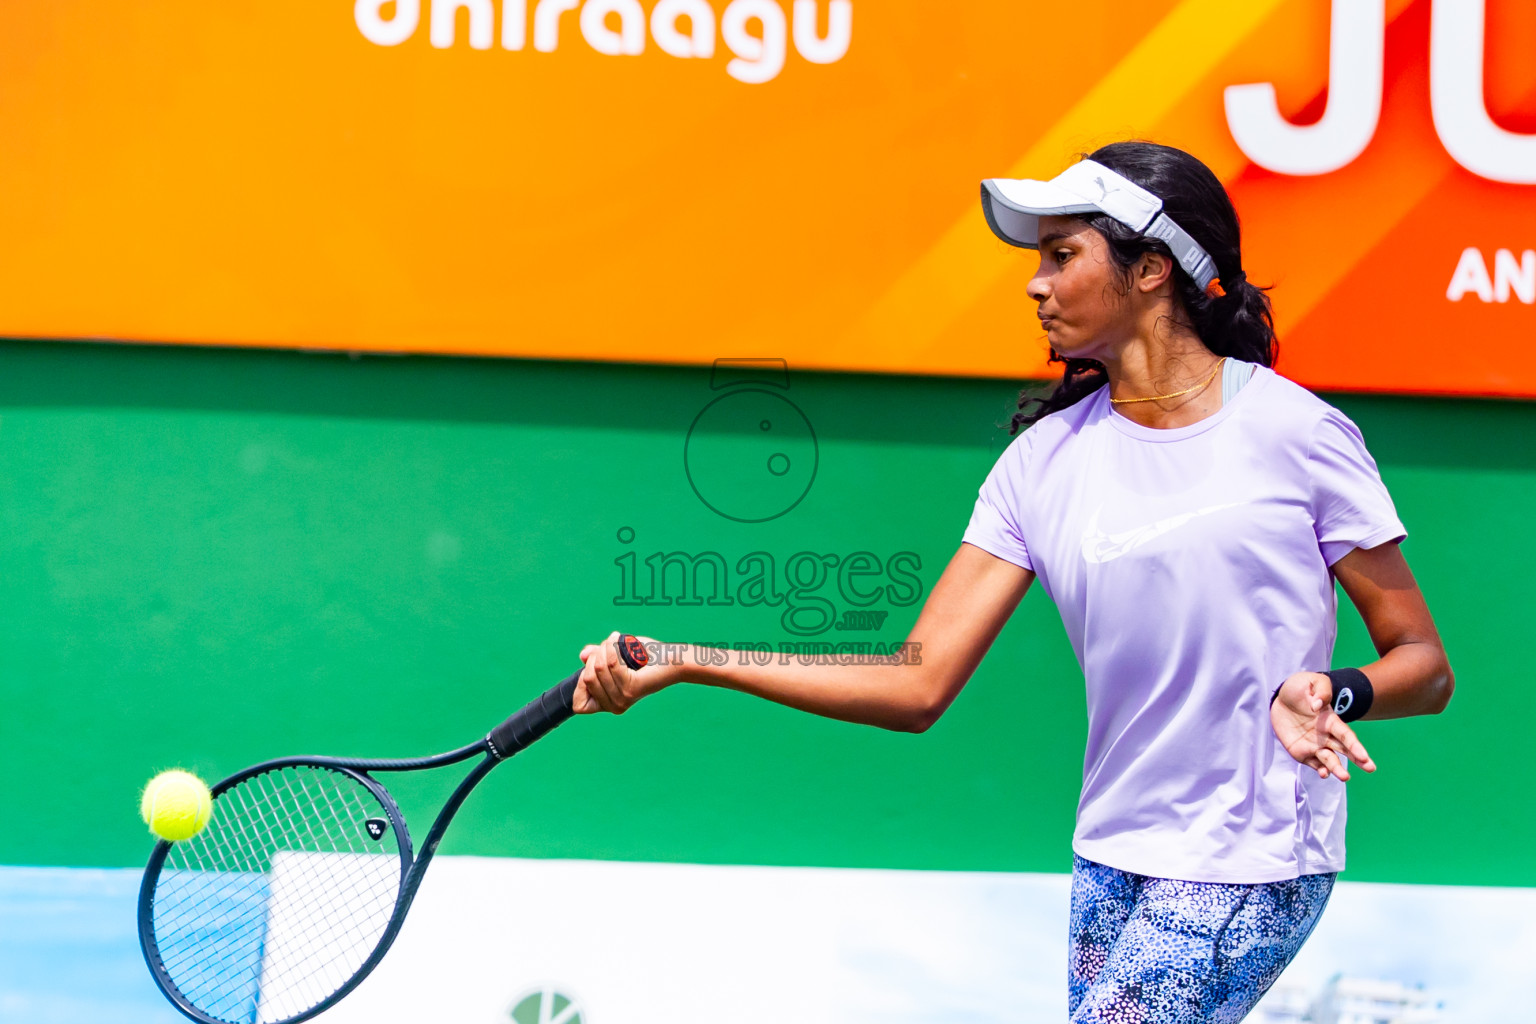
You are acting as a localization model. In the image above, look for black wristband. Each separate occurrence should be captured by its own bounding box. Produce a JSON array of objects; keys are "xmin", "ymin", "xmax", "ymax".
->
[{"xmin": 1325, "ymin": 668, "xmax": 1373, "ymax": 723}]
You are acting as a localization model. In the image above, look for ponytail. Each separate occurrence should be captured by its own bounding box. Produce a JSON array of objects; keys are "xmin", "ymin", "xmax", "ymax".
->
[{"xmin": 1203, "ymin": 271, "xmax": 1277, "ymax": 366}]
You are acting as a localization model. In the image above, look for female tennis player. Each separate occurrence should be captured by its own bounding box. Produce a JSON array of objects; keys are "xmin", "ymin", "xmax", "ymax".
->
[{"xmin": 573, "ymin": 141, "xmax": 1454, "ymax": 1023}]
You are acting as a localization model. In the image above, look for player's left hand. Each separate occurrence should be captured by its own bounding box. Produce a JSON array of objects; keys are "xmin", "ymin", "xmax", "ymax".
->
[{"xmin": 1271, "ymin": 671, "xmax": 1376, "ymax": 781}]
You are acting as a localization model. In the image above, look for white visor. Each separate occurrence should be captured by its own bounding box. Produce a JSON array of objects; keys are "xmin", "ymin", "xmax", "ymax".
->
[{"xmin": 980, "ymin": 159, "xmax": 1218, "ymax": 291}]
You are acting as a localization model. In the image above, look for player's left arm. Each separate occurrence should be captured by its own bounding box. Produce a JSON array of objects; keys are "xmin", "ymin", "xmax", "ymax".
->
[
  {"xmin": 1271, "ymin": 540, "xmax": 1454, "ymax": 780},
  {"xmin": 1330, "ymin": 540, "xmax": 1455, "ymax": 720}
]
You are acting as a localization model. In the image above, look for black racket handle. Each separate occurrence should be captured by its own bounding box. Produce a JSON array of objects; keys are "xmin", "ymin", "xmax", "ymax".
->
[
  {"xmin": 485, "ymin": 634, "xmax": 648, "ymax": 760},
  {"xmin": 485, "ymin": 671, "xmax": 579, "ymax": 759}
]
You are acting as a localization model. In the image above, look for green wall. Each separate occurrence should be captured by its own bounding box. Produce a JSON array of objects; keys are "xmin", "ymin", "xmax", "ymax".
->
[{"xmin": 0, "ymin": 339, "xmax": 1529, "ymax": 885}]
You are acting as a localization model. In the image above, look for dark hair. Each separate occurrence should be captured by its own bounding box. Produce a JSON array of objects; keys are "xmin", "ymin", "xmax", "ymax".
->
[{"xmin": 1009, "ymin": 141, "xmax": 1276, "ymax": 433}]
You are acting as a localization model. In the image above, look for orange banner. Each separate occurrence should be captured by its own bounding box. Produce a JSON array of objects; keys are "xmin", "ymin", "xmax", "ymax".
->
[{"xmin": 0, "ymin": 0, "xmax": 1532, "ymax": 395}]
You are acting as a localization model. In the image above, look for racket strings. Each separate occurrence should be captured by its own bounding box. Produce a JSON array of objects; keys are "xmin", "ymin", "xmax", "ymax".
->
[{"xmin": 150, "ymin": 765, "xmax": 404, "ymax": 1024}]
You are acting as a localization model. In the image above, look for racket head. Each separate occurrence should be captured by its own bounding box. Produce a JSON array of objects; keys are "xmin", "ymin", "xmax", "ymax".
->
[{"xmin": 138, "ymin": 760, "xmax": 413, "ymax": 1024}]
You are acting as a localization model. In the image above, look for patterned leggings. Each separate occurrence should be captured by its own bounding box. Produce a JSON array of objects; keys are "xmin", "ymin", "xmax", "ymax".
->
[{"xmin": 1068, "ymin": 855, "xmax": 1335, "ymax": 1023}]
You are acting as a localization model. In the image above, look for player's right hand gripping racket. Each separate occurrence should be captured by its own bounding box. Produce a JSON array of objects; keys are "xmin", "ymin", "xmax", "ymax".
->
[{"xmin": 138, "ymin": 634, "xmax": 649, "ymax": 1024}]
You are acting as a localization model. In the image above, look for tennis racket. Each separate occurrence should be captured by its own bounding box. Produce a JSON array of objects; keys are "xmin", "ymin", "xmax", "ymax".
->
[{"xmin": 138, "ymin": 633, "xmax": 649, "ymax": 1024}]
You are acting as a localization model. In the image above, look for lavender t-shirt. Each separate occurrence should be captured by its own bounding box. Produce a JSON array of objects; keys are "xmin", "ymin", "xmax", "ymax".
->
[{"xmin": 962, "ymin": 366, "xmax": 1405, "ymax": 883}]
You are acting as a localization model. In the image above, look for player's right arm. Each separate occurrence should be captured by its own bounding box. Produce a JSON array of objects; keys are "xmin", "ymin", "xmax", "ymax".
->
[{"xmin": 575, "ymin": 543, "xmax": 1033, "ymax": 732}]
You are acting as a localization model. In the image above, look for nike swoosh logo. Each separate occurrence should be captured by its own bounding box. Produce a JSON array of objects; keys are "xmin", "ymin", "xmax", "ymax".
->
[{"xmin": 1081, "ymin": 501, "xmax": 1249, "ymax": 564}]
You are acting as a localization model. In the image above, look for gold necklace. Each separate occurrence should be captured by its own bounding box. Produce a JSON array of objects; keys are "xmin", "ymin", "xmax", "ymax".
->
[{"xmin": 1109, "ymin": 357, "xmax": 1226, "ymax": 405}]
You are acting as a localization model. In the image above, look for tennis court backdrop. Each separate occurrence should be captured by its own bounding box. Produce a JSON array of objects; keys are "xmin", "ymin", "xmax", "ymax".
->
[
  {"xmin": 0, "ymin": 0, "xmax": 1534, "ymax": 393},
  {"xmin": 1, "ymin": 0, "xmax": 1534, "ymax": 1022}
]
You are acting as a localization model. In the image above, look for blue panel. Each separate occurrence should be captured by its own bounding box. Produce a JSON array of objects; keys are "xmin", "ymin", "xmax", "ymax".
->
[{"xmin": 0, "ymin": 866, "xmax": 183, "ymax": 1024}]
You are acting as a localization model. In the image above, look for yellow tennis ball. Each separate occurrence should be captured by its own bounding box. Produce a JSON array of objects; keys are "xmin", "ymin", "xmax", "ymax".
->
[{"xmin": 141, "ymin": 770, "xmax": 213, "ymax": 842}]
